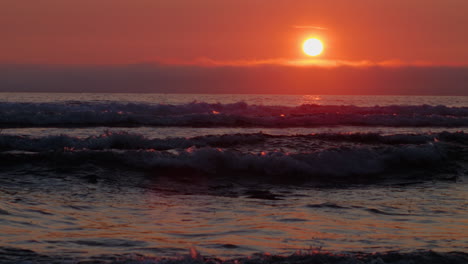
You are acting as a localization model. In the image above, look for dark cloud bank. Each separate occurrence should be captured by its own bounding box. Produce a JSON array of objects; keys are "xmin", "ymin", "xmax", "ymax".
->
[{"xmin": 1, "ymin": 64, "xmax": 467, "ymax": 95}]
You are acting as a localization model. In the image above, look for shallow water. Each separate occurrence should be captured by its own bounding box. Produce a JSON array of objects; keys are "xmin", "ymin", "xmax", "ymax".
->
[{"xmin": 1, "ymin": 171, "xmax": 467, "ymax": 259}]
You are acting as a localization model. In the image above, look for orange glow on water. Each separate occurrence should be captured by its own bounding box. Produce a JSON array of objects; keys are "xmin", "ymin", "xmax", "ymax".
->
[{"xmin": 2, "ymin": 182, "xmax": 467, "ymax": 258}]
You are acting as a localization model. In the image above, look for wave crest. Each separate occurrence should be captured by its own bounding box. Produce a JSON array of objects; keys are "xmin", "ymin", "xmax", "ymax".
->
[
  {"xmin": 2, "ymin": 141, "xmax": 462, "ymax": 183},
  {"xmin": 1, "ymin": 131, "xmax": 466, "ymax": 152}
]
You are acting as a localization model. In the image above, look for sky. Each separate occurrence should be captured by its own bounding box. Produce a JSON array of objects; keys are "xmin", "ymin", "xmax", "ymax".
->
[{"xmin": 1, "ymin": 0, "xmax": 468, "ymax": 94}]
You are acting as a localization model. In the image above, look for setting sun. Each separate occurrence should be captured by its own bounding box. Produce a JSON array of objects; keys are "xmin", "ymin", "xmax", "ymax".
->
[{"xmin": 303, "ymin": 38, "xmax": 324, "ymax": 56}]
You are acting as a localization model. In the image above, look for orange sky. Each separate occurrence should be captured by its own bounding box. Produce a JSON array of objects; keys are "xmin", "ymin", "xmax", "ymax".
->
[
  {"xmin": 1, "ymin": 0, "xmax": 468, "ymax": 65},
  {"xmin": 1, "ymin": 0, "xmax": 468, "ymax": 95}
]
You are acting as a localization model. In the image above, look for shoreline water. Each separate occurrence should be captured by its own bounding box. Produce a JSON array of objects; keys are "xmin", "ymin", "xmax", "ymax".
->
[{"xmin": 1, "ymin": 247, "xmax": 467, "ymax": 264}]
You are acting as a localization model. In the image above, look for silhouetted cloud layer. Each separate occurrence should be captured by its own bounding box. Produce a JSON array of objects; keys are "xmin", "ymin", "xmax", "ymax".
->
[{"xmin": 1, "ymin": 64, "xmax": 467, "ymax": 95}]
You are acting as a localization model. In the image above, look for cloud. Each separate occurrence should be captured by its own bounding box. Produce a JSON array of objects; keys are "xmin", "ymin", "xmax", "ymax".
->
[
  {"xmin": 1, "ymin": 63, "xmax": 467, "ymax": 95},
  {"xmin": 293, "ymin": 25, "xmax": 329, "ymax": 30},
  {"xmin": 155, "ymin": 57, "xmax": 467, "ymax": 68}
]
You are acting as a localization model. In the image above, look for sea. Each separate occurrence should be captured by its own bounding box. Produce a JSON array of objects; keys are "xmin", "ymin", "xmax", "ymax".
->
[{"xmin": 0, "ymin": 93, "xmax": 467, "ymax": 264}]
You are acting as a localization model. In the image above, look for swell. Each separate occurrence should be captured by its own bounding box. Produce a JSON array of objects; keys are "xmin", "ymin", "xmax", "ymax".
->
[
  {"xmin": 1, "ymin": 102, "xmax": 468, "ymax": 128},
  {"xmin": 0, "ymin": 131, "xmax": 466, "ymax": 152}
]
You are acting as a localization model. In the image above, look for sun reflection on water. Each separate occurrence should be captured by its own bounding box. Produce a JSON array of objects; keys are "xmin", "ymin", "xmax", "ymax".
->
[{"xmin": 299, "ymin": 95, "xmax": 322, "ymax": 105}]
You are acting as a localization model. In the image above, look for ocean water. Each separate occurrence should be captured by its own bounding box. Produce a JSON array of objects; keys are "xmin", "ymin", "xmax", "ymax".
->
[{"xmin": 0, "ymin": 93, "xmax": 467, "ymax": 264}]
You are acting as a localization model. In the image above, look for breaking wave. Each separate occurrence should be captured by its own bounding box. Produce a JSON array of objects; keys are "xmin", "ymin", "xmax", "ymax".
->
[
  {"xmin": 2, "ymin": 141, "xmax": 464, "ymax": 184},
  {"xmin": 1, "ymin": 101, "xmax": 468, "ymax": 127},
  {"xmin": 1, "ymin": 131, "xmax": 466, "ymax": 152}
]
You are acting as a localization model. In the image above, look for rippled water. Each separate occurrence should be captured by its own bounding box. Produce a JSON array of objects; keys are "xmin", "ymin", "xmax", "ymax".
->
[
  {"xmin": 0, "ymin": 93, "xmax": 467, "ymax": 263},
  {"xmin": 2, "ymin": 172, "xmax": 467, "ymax": 259}
]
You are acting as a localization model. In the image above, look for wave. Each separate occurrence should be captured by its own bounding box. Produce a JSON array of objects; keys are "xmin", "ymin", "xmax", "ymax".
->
[
  {"xmin": 1, "ymin": 141, "xmax": 464, "ymax": 183},
  {"xmin": 1, "ymin": 102, "xmax": 468, "ymax": 127},
  {"xmin": 0, "ymin": 246, "xmax": 467, "ymax": 264},
  {"xmin": 0, "ymin": 132, "xmax": 267, "ymax": 152},
  {"xmin": 1, "ymin": 131, "xmax": 466, "ymax": 152}
]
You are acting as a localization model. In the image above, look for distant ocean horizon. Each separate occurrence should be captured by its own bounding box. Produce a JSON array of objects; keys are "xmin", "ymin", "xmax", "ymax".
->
[{"xmin": 0, "ymin": 93, "xmax": 467, "ymax": 263}]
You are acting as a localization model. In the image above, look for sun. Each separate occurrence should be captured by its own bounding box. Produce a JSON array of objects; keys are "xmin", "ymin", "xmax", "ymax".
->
[{"xmin": 303, "ymin": 38, "xmax": 324, "ymax": 56}]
